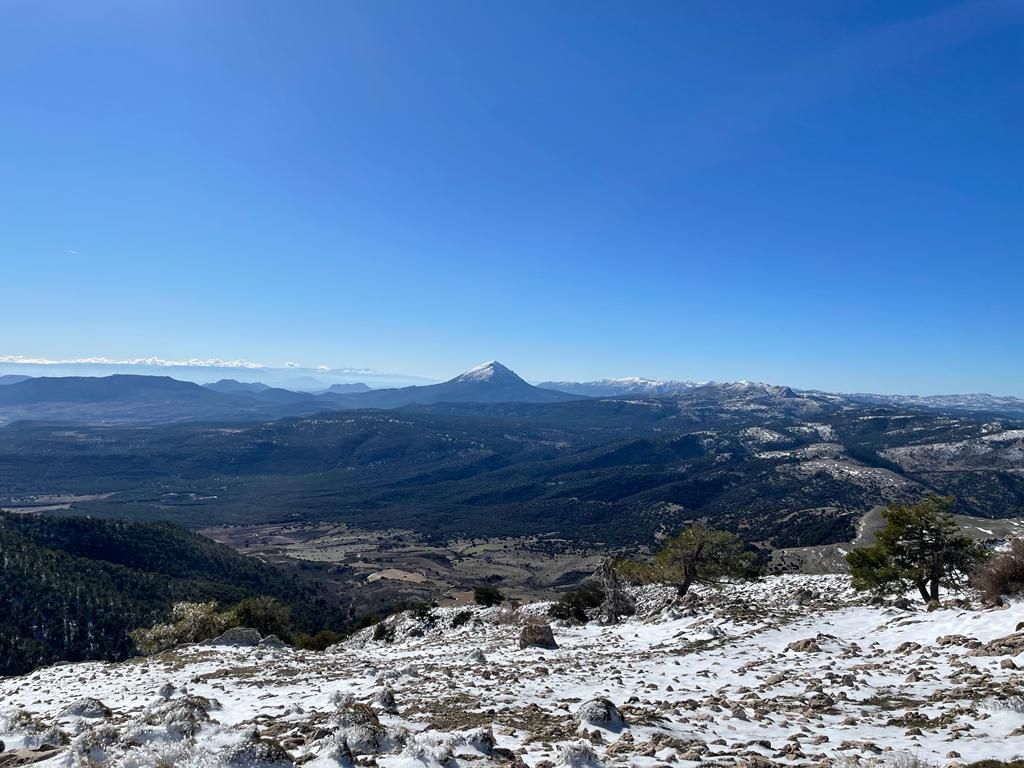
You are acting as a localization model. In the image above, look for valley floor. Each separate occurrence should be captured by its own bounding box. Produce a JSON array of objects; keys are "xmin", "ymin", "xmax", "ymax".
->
[{"xmin": 2, "ymin": 575, "xmax": 1023, "ymax": 768}]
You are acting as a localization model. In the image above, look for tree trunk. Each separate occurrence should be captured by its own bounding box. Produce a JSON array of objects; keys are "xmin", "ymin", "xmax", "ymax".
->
[
  {"xmin": 677, "ymin": 575, "xmax": 694, "ymax": 597},
  {"xmin": 917, "ymin": 581, "xmax": 930, "ymax": 603},
  {"xmin": 929, "ymin": 551, "xmax": 942, "ymax": 603}
]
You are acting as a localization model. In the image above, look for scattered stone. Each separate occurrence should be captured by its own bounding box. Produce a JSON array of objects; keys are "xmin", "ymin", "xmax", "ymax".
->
[
  {"xmin": 971, "ymin": 632, "xmax": 1024, "ymax": 657},
  {"xmin": 786, "ymin": 638, "xmax": 820, "ymax": 653},
  {"xmin": 0, "ymin": 747, "xmax": 64, "ymax": 768}
]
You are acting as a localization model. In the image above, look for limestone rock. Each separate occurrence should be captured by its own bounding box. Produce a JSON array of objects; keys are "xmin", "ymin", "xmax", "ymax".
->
[
  {"xmin": 208, "ymin": 627, "xmax": 263, "ymax": 646},
  {"xmin": 519, "ymin": 622, "xmax": 558, "ymax": 650},
  {"xmin": 574, "ymin": 698, "xmax": 625, "ymax": 730}
]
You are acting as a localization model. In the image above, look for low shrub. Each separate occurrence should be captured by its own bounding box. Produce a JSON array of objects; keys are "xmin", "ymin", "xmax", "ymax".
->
[
  {"xmin": 473, "ymin": 585, "xmax": 505, "ymax": 607},
  {"xmin": 294, "ymin": 629, "xmax": 345, "ymax": 650},
  {"xmin": 233, "ymin": 596, "xmax": 292, "ymax": 638},
  {"xmin": 548, "ymin": 582, "xmax": 605, "ymax": 624},
  {"xmin": 972, "ymin": 539, "xmax": 1024, "ymax": 604},
  {"xmin": 371, "ymin": 621, "xmax": 395, "ymax": 643},
  {"xmin": 492, "ymin": 606, "xmax": 522, "ymax": 626},
  {"xmin": 130, "ymin": 601, "xmax": 236, "ymax": 654}
]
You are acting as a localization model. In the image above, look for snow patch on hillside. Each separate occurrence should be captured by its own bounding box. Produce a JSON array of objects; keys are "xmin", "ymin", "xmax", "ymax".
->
[{"xmin": 2, "ymin": 576, "xmax": 1024, "ymax": 768}]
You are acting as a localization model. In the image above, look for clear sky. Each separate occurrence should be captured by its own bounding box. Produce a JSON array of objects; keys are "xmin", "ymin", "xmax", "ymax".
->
[{"xmin": 2, "ymin": 1, "xmax": 1021, "ymax": 394}]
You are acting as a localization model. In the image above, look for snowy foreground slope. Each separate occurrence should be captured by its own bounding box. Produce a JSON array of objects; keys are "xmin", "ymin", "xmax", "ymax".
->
[{"xmin": 3, "ymin": 576, "xmax": 1024, "ymax": 768}]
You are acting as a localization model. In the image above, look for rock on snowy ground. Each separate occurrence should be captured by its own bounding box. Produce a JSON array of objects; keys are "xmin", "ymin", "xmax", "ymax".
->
[{"xmin": 2, "ymin": 575, "xmax": 1024, "ymax": 768}]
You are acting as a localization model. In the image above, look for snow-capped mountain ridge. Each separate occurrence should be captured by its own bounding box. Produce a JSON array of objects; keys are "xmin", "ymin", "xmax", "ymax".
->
[
  {"xmin": 539, "ymin": 377, "xmax": 703, "ymax": 397},
  {"xmin": 448, "ymin": 360, "xmax": 521, "ymax": 385}
]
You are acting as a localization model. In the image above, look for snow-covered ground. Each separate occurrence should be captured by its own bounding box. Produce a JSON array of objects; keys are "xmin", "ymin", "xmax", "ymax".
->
[{"xmin": 2, "ymin": 575, "xmax": 1024, "ymax": 768}]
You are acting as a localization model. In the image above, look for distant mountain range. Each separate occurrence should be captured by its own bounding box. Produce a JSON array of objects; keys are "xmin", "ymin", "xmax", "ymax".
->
[
  {"xmin": 539, "ymin": 377, "xmax": 702, "ymax": 397},
  {"xmin": 4, "ymin": 373, "xmax": 1021, "ymax": 553},
  {"xmin": 0, "ymin": 359, "xmax": 434, "ymax": 391},
  {"xmin": 845, "ymin": 391, "xmax": 1024, "ymax": 417},
  {"xmin": 320, "ymin": 382, "xmax": 372, "ymax": 394},
  {"xmin": 204, "ymin": 379, "xmax": 271, "ymax": 394},
  {"xmin": 543, "ymin": 378, "xmax": 1024, "ymax": 418},
  {"xmin": 0, "ymin": 362, "xmax": 581, "ymax": 425},
  {"xmin": 323, "ymin": 361, "xmax": 578, "ymax": 409},
  {"xmin": 1, "ymin": 362, "xmax": 1023, "ymax": 426}
]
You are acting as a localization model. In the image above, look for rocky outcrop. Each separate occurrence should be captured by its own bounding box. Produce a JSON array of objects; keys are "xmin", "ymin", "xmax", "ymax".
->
[
  {"xmin": 970, "ymin": 631, "xmax": 1024, "ymax": 657},
  {"xmin": 519, "ymin": 622, "xmax": 558, "ymax": 650},
  {"xmin": 207, "ymin": 627, "xmax": 262, "ymax": 646}
]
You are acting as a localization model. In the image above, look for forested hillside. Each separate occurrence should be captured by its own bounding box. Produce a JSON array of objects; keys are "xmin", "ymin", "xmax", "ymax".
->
[
  {"xmin": 2, "ymin": 387, "xmax": 1021, "ymax": 550},
  {"xmin": 0, "ymin": 514, "xmax": 350, "ymax": 676}
]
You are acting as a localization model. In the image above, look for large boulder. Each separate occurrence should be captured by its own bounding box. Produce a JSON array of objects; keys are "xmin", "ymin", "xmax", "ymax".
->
[
  {"xmin": 207, "ymin": 627, "xmax": 262, "ymax": 646},
  {"xmin": 60, "ymin": 698, "xmax": 112, "ymax": 718},
  {"xmin": 574, "ymin": 698, "xmax": 626, "ymax": 730},
  {"xmin": 519, "ymin": 622, "xmax": 558, "ymax": 650}
]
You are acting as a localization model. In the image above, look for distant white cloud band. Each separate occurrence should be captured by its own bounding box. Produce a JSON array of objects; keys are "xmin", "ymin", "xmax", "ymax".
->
[
  {"xmin": 0, "ymin": 354, "xmax": 386, "ymax": 376},
  {"xmin": 0, "ymin": 355, "xmax": 265, "ymax": 369}
]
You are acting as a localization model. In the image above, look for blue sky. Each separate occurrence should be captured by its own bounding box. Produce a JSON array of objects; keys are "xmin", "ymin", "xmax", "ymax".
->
[{"xmin": 2, "ymin": 1, "xmax": 1021, "ymax": 394}]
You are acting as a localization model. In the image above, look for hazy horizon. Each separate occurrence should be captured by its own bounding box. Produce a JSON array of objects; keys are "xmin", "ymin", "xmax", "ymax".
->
[{"xmin": 2, "ymin": 353, "xmax": 1024, "ymax": 398}]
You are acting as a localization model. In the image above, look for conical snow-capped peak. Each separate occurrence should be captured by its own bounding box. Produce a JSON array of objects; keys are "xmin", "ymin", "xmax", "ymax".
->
[{"xmin": 448, "ymin": 361, "xmax": 524, "ymax": 385}]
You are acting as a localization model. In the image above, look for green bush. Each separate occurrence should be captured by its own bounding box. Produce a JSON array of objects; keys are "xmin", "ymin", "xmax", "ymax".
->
[
  {"xmin": 615, "ymin": 523, "xmax": 759, "ymax": 596},
  {"xmin": 232, "ymin": 596, "xmax": 292, "ymax": 638},
  {"xmin": 548, "ymin": 582, "xmax": 605, "ymax": 624},
  {"xmin": 473, "ymin": 585, "xmax": 505, "ymax": 607},
  {"xmin": 294, "ymin": 629, "xmax": 344, "ymax": 650},
  {"xmin": 130, "ymin": 601, "xmax": 236, "ymax": 654}
]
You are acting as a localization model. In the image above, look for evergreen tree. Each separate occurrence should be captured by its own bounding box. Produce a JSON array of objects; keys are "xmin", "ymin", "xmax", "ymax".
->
[
  {"xmin": 615, "ymin": 523, "xmax": 759, "ymax": 596},
  {"xmin": 846, "ymin": 495, "xmax": 987, "ymax": 604}
]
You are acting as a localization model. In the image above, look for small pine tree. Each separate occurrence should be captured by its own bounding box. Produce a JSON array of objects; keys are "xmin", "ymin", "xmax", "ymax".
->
[
  {"xmin": 846, "ymin": 495, "xmax": 988, "ymax": 604},
  {"xmin": 615, "ymin": 523, "xmax": 759, "ymax": 597}
]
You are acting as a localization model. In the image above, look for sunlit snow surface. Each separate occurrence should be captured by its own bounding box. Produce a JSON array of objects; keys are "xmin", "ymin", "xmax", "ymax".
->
[{"xmin": 2, "ymin": 575, "xmax": 1024, "ymax": 767}]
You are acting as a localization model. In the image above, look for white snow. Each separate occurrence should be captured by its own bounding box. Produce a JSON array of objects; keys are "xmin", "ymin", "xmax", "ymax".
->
[{"xmin": 2, "ymin": 576, "xmax": 1023, "ymax": 767}]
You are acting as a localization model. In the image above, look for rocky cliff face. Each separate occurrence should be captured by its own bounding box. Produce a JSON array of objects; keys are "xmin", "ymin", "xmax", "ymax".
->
[{"xmin": 2, "ymin": 575, "xmax": 1023, "ymax": 768}]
